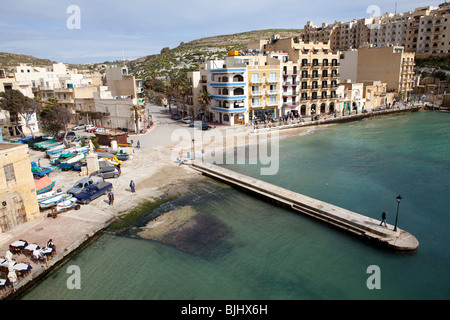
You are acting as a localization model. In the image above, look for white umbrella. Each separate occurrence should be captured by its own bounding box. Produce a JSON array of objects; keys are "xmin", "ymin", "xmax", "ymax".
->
[{"xmin": 6, "ymin": 251, "xmax": 17, "ymax": 291}]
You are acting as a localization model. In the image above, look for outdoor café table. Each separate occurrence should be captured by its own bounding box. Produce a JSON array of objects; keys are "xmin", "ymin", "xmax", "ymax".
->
[
  {"xmin": 13, "ymin": 262, "xmax": 32, "ymax": 276},
  {"xmin": 9, "ymin": 240, "xmax": 28, "ymax": 253},
  {"xmin": 0, "ymin": 279, "xmax": 10, "ymax": 291},
  {"xmin": 24, "ymin": 243, "xmax": 40, "ymax": 256},
  {"xmin": 40, "ymin": 247, "xmax": 54, "ymax": 259}
]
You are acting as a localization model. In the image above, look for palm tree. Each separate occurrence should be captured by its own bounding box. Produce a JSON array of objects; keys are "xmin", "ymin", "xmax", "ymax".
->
[
  {"xmin": 164, "ymin": 84, "xmax": 175, "ymax": 117},
  {"xmin": 197, "ymin": 90, "xmax": 212, "ymax": 122},
  {"xmin": 176, "ymin": 78, "xmax": 191, "ymax": 117},
  {"xmin": 130, "ymin": 104, "xmax": 141, "ymax": 133}
]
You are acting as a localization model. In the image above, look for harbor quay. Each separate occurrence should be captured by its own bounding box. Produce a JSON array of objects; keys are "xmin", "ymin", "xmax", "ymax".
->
[
  {"xmin": 191, "ymin": 161, "xmax": 419, "ymax": 252},
  {"xmin": 0, "ymin": 104, "xmax": 423, "ymax": 299}
]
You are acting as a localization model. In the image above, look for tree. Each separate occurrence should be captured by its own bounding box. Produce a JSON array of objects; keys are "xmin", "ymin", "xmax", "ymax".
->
[
  {"xmin": 130, "ymin": 104, "xmax": 142, "ymax": 133},
  {"xmin": 39, "ymin": 98, "xmax": 72, "ymax": 139},
  {"xmin": 164, "ymin": 83, "xmax": 175, "ymax": 117},
  {"xmin": 174, "ymin": 77, "xmax": 190, "ymax": 117},
  {"xmin": 197, "ymin": 89, "xmax": 212, "ymax": 122},
  {"xmin": 0, "ymin": 89, "xmax": 42, "ymax": 138}
]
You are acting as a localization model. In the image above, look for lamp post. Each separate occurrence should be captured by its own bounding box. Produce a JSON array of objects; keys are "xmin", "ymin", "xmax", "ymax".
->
[
  {"xmin": 192, "ymin": 139, "xmax": 195, "ymax": 161},
  {"xmin": 393, "ymin": 195, "xmax": 402, "ymax": 231}
]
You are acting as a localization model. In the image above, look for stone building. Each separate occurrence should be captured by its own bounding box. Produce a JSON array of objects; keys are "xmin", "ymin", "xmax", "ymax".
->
[{"xmin": 0, "ymin": 143, "xmax": 39, "ymax": 233}]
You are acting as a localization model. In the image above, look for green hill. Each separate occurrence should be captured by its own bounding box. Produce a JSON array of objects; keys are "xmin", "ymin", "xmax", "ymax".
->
[
  {"xmin": 126, "ymin": 28, "xmax": 303, "ymax": 79},
  {"xmin": 0, "ymin": 52, "xmax": 55, "ymax": 72}
]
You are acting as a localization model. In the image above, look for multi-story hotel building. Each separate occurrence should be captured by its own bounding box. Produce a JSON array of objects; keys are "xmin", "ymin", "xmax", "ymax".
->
[
  {"xmin": 303, "ymin": 3, "xmax": 450, "ymax": 58},
  {"xmin": 263, "ymin": 37, "xmax": 341, "ymax": 116},
  {"xmin": 186, "ymin": 37, "xmax": 342, "ymax": 125}
]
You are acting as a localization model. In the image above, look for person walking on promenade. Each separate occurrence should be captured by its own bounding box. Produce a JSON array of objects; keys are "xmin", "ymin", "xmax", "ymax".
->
[
  {"xmin": 130, "ymin": 180, "xmax": 136, "ymax": 193},
  {"xmin": 137, "ymin": 140, "xmax": 140, "ymax": 149},
  {"xmin": 108, "ymin": 190, "xmax": 114, "ymax": 205},
  {"xmin": 380, "ymin": 211, "xmax": 388, "ymax": 227}
]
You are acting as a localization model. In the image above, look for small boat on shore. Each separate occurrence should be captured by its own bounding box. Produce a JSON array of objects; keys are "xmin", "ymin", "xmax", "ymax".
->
[
  {"xmin": 37, "ymin": 189, "xmax": 59, "ymax": 201},
  {"xmin": 33, "ymin": 139, "xmax": 56, "ymax": 150},
  {"xmin": 39, "ymin": 193, "xmax": 72, "ymax": 209},
  {"xmin": 55, "ymin": 197, "xmax": 78, "ymax": 212},
  {"xmin": 73, "ymin": 159, "xmax": 87, "ymax": 171},
  {"xmin": 46, "ymin": 144, "xmax": 66, "ymax": 155},
  {"xmin": 60, "ymin": 152, "xmax": 87, "ymax": 170},
  {"xmin": 35, "ymin": 175, "xmax": 55, "ymax": 195},
  {"xmin": 31, "ymin": 165, "xmax": 53, "ymax": 177}
]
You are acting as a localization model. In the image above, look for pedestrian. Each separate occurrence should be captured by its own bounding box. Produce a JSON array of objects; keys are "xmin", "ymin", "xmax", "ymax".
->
[
  {"xmin": 108, "ymin": 190, "xmax": 114, "ymax": 205},
  {"xmin": 46, "ymin": 239, "xmax": 54, "ymax": 248},
  {"xmin": 137, "ymin": 140, "xmax": 140, "ymax": 149},
  {"xmin": 130, "ymin": 180, "xmax": 136, "ymax": 193},
  {"xmin": 380, "ymin": 211, "xmax": 388, "ymax": 227}
]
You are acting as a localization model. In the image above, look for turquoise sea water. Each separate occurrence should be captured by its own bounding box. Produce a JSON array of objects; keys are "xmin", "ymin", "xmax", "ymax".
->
[{"xmin": 21, "ymin": 111, "xmax": 450, "ymax": 300}]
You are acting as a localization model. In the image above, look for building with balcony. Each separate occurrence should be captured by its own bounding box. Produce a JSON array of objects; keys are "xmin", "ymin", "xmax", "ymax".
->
[
  {"xmin": 263, "ymin": 37, "xmax": 341, "ymax": 116},
  {"xmin": 302, "ymin": 3, "xmax": 450, "ymax": 58}
]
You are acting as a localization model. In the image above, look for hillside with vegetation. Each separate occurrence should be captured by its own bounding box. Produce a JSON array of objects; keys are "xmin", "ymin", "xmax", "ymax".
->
[
  {"xmin": 0, "ymin": 52, "xmax": 55, "ymax": 72},
  {"xmin": 125, "ymin": 29, "xmax": 303, "ymax": 80}
]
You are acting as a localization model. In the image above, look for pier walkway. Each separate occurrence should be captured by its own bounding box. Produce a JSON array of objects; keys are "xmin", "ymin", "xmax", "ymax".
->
[{"xmin": 192, "ymin": 162, "xmax": 419, "ymax": 252}]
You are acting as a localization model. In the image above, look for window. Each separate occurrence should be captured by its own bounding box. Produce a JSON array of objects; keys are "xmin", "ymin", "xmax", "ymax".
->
[{"xmin": 3, "ymin": 164, "xmax": 15, "ymax": 181}]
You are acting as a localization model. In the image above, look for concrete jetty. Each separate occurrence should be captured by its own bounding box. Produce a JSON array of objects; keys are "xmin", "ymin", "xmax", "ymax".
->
[{"xmin": 192, "ymin": 162, "xmax": 419, "ymax": 252}]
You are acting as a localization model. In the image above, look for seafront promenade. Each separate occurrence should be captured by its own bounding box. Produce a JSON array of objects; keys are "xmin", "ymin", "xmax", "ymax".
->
[{"xmin": 0, "ymin": 103, "xmax": 423, "ymax": 299}]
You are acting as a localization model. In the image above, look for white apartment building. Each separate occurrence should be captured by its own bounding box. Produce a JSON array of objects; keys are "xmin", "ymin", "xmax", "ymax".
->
[{"xmin": 303, "ymin": 3, "xmax": 450, "ymax": 58}]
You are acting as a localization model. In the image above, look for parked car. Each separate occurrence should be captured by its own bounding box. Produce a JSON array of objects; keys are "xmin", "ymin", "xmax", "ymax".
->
[
  {"xmin": 182, "ymin": 117, "xmax": 192, "ymax": 124},
  {"xmin": 67, "ymin": 176, "xmax": 104, "ymax": 196},
  {"xmin": 88, "ymin": 127, "xmax": 97, "ymax": 133},
  {"xmin": 171, "ymin": 113, "xmax": 181, "ymax": 120},
  {"xmin": 85, "ymin": 125, "xmax": 95, "ymax": 132},
  {"xmin": 72, "ymin": 124, "xmax": 86, "ymax": 130},
  {"xmin": 95, "ymin": 127, "xmax": 105, "ymax": 133},
  {"xmin": 201, "ymin": 123, "xmax": 212, "ymax": 131},
  {"xmin": 91, "ymin": 166, "xmax": 121, "ymax": 179},
  {"xmin": 74, "ymin": 181, "xmax": 113, "ymax": 205}
]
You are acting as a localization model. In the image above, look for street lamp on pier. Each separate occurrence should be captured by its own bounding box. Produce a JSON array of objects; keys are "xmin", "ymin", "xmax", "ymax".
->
[{"xmin": 393, "ymin": 195, "xmax": 402, "ymax": 231}]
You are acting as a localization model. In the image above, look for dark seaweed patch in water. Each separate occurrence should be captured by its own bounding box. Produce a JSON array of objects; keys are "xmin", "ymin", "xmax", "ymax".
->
[
  {"xmin": 127, "ymin": 179, "xmax": 234, "ymax": 259},
  {"xmin": 160, "ymin": 213, "xmax": 232, "ymax": 258}
]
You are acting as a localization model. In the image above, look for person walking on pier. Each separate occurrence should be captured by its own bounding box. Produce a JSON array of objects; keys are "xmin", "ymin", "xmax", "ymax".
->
[
  {"xmin": 130, "ymin": 180, "xmax": 136, "ymax": 193},
  {"xmin": 380, "ymin": 211, "xmax": 388, "ymax": 227}
]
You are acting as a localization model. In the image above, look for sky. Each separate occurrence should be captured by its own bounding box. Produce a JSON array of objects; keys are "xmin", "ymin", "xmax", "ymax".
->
[{"xmin": 0, "ymin": 0, "xmax": 442, "ymax": 64}]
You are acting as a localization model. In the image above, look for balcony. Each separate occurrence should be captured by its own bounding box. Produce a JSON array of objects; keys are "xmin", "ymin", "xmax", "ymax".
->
[
  {"xmin": 250, "ymin": 91, "xmax": 265, "ymax": 96},
  {"xmin": 250, "ymin": 79, "xmax": 266, "ymax": 84},
  {"xmin": 266, "ymin": 78, "xmax": 279, "ymax": 83},
  {"xmin": 267, "ymin": 90, "xmax": 279, "ymax": 95}
]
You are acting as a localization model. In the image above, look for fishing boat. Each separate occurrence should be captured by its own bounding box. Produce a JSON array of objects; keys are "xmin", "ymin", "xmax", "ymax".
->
[
  {"xmin": 41, "ymin": 141, "xmax": 63, "ymax": 150},
  {"xmin": 55, "ymin": 197, "xmax": 78, "ymax": 212},
  {"xmin": 37, "ymin": 189, "xmax": 59, "ymax": 201},
  {"xmin": 39, "ymin": 193, "xmax": 73, "ymax": 209},
  {"xmin": 31, "ymin": 163, "xmax": 53, "ymax": 177},
  {"xmin": 46, "ymin": 144, "xmax": 66, "ymax": 155},
  {"xmin": 34, "ymin": 175, "xmax": 55, "ymax": 195},
  {"xmin": 60, "ymin": 152, "xmax": 87, "ymax": 170},
  {"xmin": 73, "ymin": 159, "xmax": 87, "ymax": 171},
  {"xmin": 33, "ymin": 139, "xmax": 56, "ymax": 150}
]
